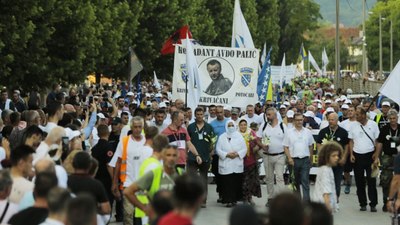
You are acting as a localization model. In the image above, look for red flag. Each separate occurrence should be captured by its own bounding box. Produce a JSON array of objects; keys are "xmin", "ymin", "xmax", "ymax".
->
[{"xmin": 160, "ymin": 25, "xmax": 192, "ymax": 55}]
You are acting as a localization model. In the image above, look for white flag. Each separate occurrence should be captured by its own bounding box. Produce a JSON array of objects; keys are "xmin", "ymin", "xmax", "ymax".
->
[
  {"xmin": 379, "ymin": 60, "xmax": 400, "ymax": 105},
  {"xmin": 279, "ymin": 53, "xmax": 286, "ymax": 89},
  {"xmin": 308, "ymin": 51, "xmax": 322, "ymax": 75},
  {"xmin": 231, "ymin": 0, "xmax": 254, "ymax": 48},
  {"xmin": 261, "ymin": 42, "xmax": 267, "ymax": 65},
  {"xmin": 153, "ymin": 71, "xmax": 161, "ymax": 90},
  {"xmin": 185, "ymin": 34, "xmax": 202, "ymax": 110},
  {"xmin": 322, "ymin": 47, "xmax": 329, "ymax": 75}
]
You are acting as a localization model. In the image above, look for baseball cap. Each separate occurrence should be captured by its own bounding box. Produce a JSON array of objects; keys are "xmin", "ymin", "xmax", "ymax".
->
[
  {"xmin": 287, "ymin": 110, "xmax": 295, "ymax": 118},
  {"xmin": 283, "ymin": 101, "xmax": 290, "ymax": 106},
  {"xmin": 325, "ymin": 100, "xmax": 332, "ymax": 104},
  {"xmin": 126, "ymin": 91, "xmax": 134, "ymax": 96},
  {"xmin": 344, "ymin": 99, "xmax": 352, "ymax": 105},
  {"xmin": 159, "ymin": 102, "xmax": 167, "ymax": 108},
  {"xmin": 224, "ymin": 105, "xmax": 232, "ymax": 111},
  {"xmin": 303, "ymin": 111, "xmax": 315, "ymax": 118},
  {"xmin": 290, "ymin": 99, "xmax": 296, "ymax": 104},
  {"xmin": 64, "ymin": 128, "xmax": 81, "ymax": 141},
  {"xmin": 326, "ymin": 107, "xmax": 335, "ymax": 113},
  {"xmin": 231, "ymin": 108, "xmax": 240, "ymax": 115},
  {"xmin": 97, "ymin": 113, "xmax": 106, "ymax": 119},
  {"xmin": 341, "ymin": 104, "xmax": 349, "ymax": 109},
  {"xmin": 280, "ymin": 105, "xmax": 286, "ymax": 109},
  {"xmin": 382, "ymin": 101, "xmax": 391, "ymax": 107}
]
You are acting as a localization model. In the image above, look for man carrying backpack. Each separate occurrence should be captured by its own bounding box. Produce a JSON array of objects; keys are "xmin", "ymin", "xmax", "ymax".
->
[{"xmin": 261, "ymin": 107, "xmax": 287, "ymax": 207}]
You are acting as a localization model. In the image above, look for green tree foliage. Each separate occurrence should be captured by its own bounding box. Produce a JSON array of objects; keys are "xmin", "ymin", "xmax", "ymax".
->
[
  {"xmin": 277, "ymin": 0, "xmax": 321, "ymax": 65},
  {"xmin": 0, "ymin": 0, "xmax": 322, "ymax": 89},
  {"xmin": 366, "ymin": 0, "xmax": 400, "ymax": 71}
]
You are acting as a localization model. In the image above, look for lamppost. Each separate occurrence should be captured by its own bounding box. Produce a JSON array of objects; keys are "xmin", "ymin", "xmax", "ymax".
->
[{"xmin": 335, "ymin": 0, "xmax": 340, "ymax": 88}]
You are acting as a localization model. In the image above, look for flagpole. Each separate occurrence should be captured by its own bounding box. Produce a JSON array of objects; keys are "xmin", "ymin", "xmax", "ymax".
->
[
  {"xmin": 185, "ymin": 77, "xmax": 188, "ymax": 108},
  {"xmin": 366, "ymin": 92, "xmax": 380, "ymax": 112}
]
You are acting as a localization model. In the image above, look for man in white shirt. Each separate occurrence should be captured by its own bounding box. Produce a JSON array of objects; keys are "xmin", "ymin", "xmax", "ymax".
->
[
  {"xmin": 283, "ymin": 113, "xmax": 315, "ymax": 201},
  {"xmin": 147, "ymin": 109, "xmax": 168, "ymax": 132},
  {"xmin": 0, "ymin": 170, "xmax": 19, "ymax": 224},
  {"xmin": 240, "ymin": 104, "xmax": 263, "ymax": 127},
  {"xmin": 109, "ymin": 116, "xmax": 146, "ymax": 225},
  {"xmin": 262, "ymin": 108, "xmax": 287, "ymax": 206},
  {"xmin": 349, "ymin": 106, "xmax": 380, "ymax": 212},
  {"xmin": 9, "ymin": 145, "xmax": 35, "ymax": 204},
  {"xmin": 42, "ymin": 102, "xmax": 64, "ymax": 134}
]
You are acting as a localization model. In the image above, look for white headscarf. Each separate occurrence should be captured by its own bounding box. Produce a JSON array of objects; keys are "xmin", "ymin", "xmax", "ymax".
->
[{"xmin": 225, "ymin": 119, "xmax": 240, "ymax": 138}]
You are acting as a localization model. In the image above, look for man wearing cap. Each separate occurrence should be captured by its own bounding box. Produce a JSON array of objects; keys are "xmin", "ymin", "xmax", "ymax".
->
[
  {"xmin": 283, "ymin": 110, "xmax": 295, "ymax": 129},
  {"xmin": 374, "ymin": 101, "xmax": 391, "ymax": 130},
  {"xmin": 230, "ymin": 108, "xmax": 240, "ymax": 125},
  {"xmin": 340, "ymin": 104, "xmax": 350, "ymax": 121},
  {"xmin": 279, "ymin": 105, "xmax": 287, "ymax": 120},
  {"xmin": 375, "ymin": 109, "xmax": 400, "ymax": 211},
  {"xmin": 223, "ymin": 105, "xmax": 232, "ymax": 119}
]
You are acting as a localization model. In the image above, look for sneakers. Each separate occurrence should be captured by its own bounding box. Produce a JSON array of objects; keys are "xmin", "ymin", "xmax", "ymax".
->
[
  {"xmin": 265, "ymin": 199, "xmax": 272, "ymax": 207},
  {"xmin": 370, "ymin": 206, "xmax": 377, "ymax": 212},
  {"xmin": 360, "ymin": 206, "xmax": 367, "ymax": 211},
  {"xmin": 344, "ymin": 185, "xmax": 350, "ymax": 194}
]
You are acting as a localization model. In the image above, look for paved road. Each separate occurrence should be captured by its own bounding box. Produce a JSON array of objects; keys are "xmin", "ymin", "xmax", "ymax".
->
[{"xmin": 111, "ymin": 183, "xmax": 390, "ymax": 225}]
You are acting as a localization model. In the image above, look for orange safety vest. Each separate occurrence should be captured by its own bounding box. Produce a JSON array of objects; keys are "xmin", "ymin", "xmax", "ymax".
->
[{"xmin": 119, "ymin": 135, "xmax": 130, "ymax": 190}]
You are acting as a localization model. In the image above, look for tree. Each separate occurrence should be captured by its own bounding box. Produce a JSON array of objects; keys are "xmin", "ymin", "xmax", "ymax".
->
[
  {"xmin": 366, "ymin": 0, "xmax": 400, "ymax": 71},
  {"xmin": 277, "ymin": 0, "xmax": 321, "ymax": 65}
]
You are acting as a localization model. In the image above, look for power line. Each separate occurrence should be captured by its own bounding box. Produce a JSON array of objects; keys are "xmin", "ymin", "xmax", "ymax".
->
[{"xmin": 346, "ymin": 0, "xmax": 356, "ymax": 12}]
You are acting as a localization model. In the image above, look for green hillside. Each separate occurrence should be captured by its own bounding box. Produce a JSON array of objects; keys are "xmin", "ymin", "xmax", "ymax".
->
[{"xmin": 314, "ymin": 0, "xmax": 376, "ymax": 27}]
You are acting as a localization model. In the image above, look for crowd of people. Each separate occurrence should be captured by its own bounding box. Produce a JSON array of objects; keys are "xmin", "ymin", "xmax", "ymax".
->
[{"xmin": 0, "ymin": 76, "xmax": 399, "ymax": 225}]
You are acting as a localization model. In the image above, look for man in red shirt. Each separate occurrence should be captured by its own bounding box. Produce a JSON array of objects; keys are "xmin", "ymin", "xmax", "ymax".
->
[
  {"xmin": 161, "ymin": 111, "xmax": 201, "ymax": 169},
  {"xmin": 158, "ymin": 173, "xmax": 205, "ymax": 225}
]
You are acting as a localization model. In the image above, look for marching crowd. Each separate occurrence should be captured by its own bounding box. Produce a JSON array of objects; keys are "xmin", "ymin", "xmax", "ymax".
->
[{"xmin": 0, "ymin": 77, "xmax": 399, "ymax": 225}]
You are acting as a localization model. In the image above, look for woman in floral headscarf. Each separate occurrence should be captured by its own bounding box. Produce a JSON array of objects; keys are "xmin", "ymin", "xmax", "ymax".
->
[{"xmin": 238, "ymin": 119, "xmax": 263, "ymax": 205}]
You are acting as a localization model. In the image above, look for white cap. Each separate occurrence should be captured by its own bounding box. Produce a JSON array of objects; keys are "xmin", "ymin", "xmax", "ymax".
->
[
  {"xmin": 340, "ymin": 95, "xmax": 347, "ymax": 101},
  {"xmin": 155, "ymin": 93, "xmax": 162, "ymax": 98},
  {"xmin": 126, "ymin": 91, "xmax": 134, "ymax": 96},
  {"xmin": 290, "ymin": 99, "xmax": 297, "ymax": 104},
  {"xmin": 325, "ymin": 99, "xmax": 332, "ymax": 104},
  {"xmin": 344, "ymin": 99, "xmax": 352, "ymax": 104},
  {"xmin": 145, "ymin": 93, "xmax": 151, "ymax": 98},
  {"xmin": 146, "ymin": 101, "xmax": 151, "ymax": 106},
  {"xmin": 283, "ymin": 101, "xmax": 290, "ymax": 106},
  {"xmin": 341, "ymin": 104, "xmax": 349, "ymax": 109},
  {"xmin": 224, "ymin": 105, "xmax": 232, "ymax": 111},
  {"xmin": 280, "ymin": 105, "xmax": 287, "ymax": 109},
  {"xmin": 325, "ymin": 92, "xmax": 333, "ymax": 97},
  {"xmin": 313, "ymin": 99, "xmax": 322, "ymax": 103},
  {"xmin": 159, "ymin": 102, "xmax": 167, "ymax": 108},
  {"xmin": 317, "ymin": 103, "xmax": 322, "ymax": 109},
  {"xmin": 64, "ymin": 128, "xmax": 81, "ymax": 141},
  {"xmin": 303, "ymin": 111, "xmax": 315, "ymax": 118},
  {"xmin": 326, "ymin": 107, "xmax": 335, "ymax": 113},
  {"xmin": 97, "ymin": 113, "xmax": 106, "ymax": 119},
  {"xmin": 287, "ymin": 110, "xmax": 295, "ymax": 118},
  {"xmin": 382, "ymin": 101, "xmax": 391, "ymax": 107}
]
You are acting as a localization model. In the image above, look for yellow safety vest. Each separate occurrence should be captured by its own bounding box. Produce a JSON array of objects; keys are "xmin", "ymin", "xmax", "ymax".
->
[{"xmin": 135, "ymin": 157, "xmax": 162, "ymax": 218}]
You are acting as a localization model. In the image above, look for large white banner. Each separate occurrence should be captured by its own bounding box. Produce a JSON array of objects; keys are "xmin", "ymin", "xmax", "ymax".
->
[
  {"xmin": 172, "ymin": 44, "xmax": 260, "ymax": 107},
  {"xmin": 270, "ymin": 64, "xmax": 296, "ymax": 84}
]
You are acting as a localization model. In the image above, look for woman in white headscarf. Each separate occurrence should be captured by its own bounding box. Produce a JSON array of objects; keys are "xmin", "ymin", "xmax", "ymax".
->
[{"xmin": 216, "ymin": 120, "xmax": 247, "ymax": 207}]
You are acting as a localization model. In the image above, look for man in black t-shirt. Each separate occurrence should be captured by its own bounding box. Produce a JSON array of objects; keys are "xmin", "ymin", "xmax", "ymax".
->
[
  {"xmin": 9, "ymin": 172, "xmax": 58, "ymax": 225},
  {"xmin": 91, "ymin": 125, "xmax": 114, "ymax": 205},
  {"xmin": 316, "ymin": 113, "xmax": 349, "ymax": 201},
  {"xmin": 67, "ymin": 151, "xmax": 111, "ymax": 216},
  {"xmin": 376, "ymin": 109, "xmax": 400, "ymax": 211}
]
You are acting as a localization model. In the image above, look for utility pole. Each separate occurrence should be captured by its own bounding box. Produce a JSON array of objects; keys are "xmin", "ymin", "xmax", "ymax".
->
[
  {"xmin": 335, "ymin": 0, "xmax": 340, "ymax": 89},
  {"xmin": 362, "ymin": 0, "xmax": 367, "ymax": 76},
  {"xmin": 379, "ymin": 13, "xmax": 383, "ymax": 79}
]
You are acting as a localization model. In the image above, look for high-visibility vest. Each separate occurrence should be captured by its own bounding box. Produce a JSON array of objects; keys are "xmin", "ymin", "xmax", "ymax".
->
[
  {"xmin": 135, "ymin": 157, "xmax": 162, "ymax": 218},
  {"xmin": 119, "ymin": 136, "xmax": 130, "ymax": 190},
  {"xmin": 148, "ymin": 166, "xmax": 183, "ymax": 200},
  {"xmin": 375, "ymin": 113, "xmax": 382, "ymax": 124}
]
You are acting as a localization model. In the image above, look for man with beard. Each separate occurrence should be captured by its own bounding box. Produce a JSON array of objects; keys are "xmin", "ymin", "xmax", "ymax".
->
[
  {"xmin": 204, "ymin": 60, "xmax": 233, "ymax": 96},
  {"xmin": 148, "ymin": 109, "xmax": 168, "ymax": 132}
]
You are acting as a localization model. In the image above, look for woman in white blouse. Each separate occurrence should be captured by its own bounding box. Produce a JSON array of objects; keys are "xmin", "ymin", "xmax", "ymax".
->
[{"xmin": 216, "ymin": 120, "xmax": 247, "ymax": 207}]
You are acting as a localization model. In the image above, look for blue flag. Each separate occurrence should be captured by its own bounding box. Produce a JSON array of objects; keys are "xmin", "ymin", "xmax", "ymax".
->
[{"xmin": 257, "ymin": 47, "xmax": 273, "ymax": 105}]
